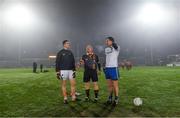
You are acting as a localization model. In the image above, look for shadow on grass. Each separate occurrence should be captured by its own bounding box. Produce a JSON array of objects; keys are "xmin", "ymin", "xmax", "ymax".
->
[
  {"xmin": 132, "ymin": 106, "xmax": 143, "ymax": 113},
  {"xmin": 74, "ymin": 101, "xmax": 116, "ymax": 117},
  {"xmin": 95, "ymin": 102, "xmax": 116, "ymax": 117},
  {"xmin": 36, "ymin": 95, "xmax": 116, "ymax": 117}
]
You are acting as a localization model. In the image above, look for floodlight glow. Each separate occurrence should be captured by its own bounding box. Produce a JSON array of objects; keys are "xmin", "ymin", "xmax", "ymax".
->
[
  {"xmin": 3, "ymin": 4, "xmax": 34, "ymax": 28},
  {"xmin": 49, "ymin": 55, "xmax": 56, "ymax": 59},
  {"xmin": 136, "ymin": 3, "xmax": 167, "ymax": 25}
]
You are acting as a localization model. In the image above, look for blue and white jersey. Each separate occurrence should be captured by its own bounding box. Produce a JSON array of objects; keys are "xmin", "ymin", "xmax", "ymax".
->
[{"xmin": 105, "ymin": 46, "xmax": 120, "ymax": 68}]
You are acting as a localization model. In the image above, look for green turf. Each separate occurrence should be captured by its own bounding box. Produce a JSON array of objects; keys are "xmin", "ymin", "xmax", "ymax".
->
[{"xmin": 0, "ymin": 67, "xmax": 180, "ymax": 117}]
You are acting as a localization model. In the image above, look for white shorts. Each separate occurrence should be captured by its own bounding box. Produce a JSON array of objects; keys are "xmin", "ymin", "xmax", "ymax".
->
[{"xmin": 59, "ymin": 70, "xmax": 75, "ymax": 80}]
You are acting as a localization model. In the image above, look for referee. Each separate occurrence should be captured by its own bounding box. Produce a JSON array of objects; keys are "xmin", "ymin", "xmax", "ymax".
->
[{"xmin": 80, "ymin": 45, "xmax": 101, "ymax": 102}]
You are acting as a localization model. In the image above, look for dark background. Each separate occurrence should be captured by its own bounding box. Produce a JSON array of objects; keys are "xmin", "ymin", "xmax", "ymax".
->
[{"xmin": 0, "ymin": 0, "xmax": 180, "ymax": 66}]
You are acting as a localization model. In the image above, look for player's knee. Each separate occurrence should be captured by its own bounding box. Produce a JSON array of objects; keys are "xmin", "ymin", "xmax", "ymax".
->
[
  {"xmin": 71, "ymin": 80, "xmax": 76, "ymax": 86},
  {"xmin": 108, "ymin": 82, "xmax": 113, "ymax": 88},
  {"xmin": 62, "ymin": 85, "xmax": 66, "ymax": 89},
  {"xmin": 108, "ymin": 84, "xmax": 113, "ymax": 88},
  {"xmin": 62, "ymin": 82, "xmax": 66, "ymax": 87}
]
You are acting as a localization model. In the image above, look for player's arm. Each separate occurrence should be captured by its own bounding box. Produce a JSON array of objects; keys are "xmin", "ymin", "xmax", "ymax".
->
[
  {"xmin": 112, "ymin": 42, "xmax": 118, "ymax": 50},
  {"xmin": 96, "ymin": 55, "xmax": 101, "ymax": 72},
  {"xmin": 113, "ymin": 43, "xmax": 120, "ymax": 54},
  {"xmin": 70, "ymin": 51, "xmax": 76, "ymax": 78},
  {"xmin": 55, "ymin": 51, "xmax": 62, "ymax": 79},
  {"xmin": 72, "ymin": 52, "xmax": 76, "ymax": 71}
]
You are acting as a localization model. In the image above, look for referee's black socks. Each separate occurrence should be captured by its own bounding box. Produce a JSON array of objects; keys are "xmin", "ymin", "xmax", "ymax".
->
[
  {"xmin": 85, "ymin": 89, "xmax": 90, "ymax": 98},
  {"xmin": 94, "ymin": 90, "xmax": 99, "ymax": 98}
]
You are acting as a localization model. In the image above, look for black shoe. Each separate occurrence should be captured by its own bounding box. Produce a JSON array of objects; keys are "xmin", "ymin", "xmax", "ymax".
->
[
  {"xmin": 94, "ymin": 98, "xmax": 98, "ymax": 103},
  {"xmin": 113, "ymin": 99, "xmax": 119, "ymax": 106},
  {"xmin": 85, "ymin": 97, "xmax": 90, "ymax": 101},
  {"xmin": 64, "ymin": 100, "xmax": 68, "ymax": 104}
]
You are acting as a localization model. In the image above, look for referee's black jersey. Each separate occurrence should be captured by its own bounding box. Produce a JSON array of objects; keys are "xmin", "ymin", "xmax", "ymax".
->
[
  {"xmin": 56, "ymin": 49, "xmax": 75, "ymax": 72},
  {"xmin": 82, "ymin": 53, "xmax": 101, "ymax": 71}
]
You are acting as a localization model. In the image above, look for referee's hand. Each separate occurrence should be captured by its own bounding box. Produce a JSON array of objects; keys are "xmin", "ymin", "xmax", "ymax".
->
[{"xmin": 79, "ymin": 59, "xmax": 84, "ymax": 65}]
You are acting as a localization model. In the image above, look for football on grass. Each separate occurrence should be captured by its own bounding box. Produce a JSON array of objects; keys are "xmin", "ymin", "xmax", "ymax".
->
[{"xmin": 133, "ymin": 97, "xmax": 143, "ymax": 106}]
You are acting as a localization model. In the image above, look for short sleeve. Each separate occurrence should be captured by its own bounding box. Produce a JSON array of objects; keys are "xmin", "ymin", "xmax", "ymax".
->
[{"xmin": 82, "ymin": 55, "xmax": 86, "ymax": 61}]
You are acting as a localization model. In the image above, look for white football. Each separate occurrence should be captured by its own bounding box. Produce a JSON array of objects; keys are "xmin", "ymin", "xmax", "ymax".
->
[{"xmin": 133, "ymin": 97, "xmax": 143, "ymax": 106}]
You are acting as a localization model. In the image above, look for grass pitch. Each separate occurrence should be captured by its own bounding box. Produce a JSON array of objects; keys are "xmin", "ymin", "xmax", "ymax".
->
[{"xmin": 0, "ymin": 67, "xmax": 180, "ymax": 117}]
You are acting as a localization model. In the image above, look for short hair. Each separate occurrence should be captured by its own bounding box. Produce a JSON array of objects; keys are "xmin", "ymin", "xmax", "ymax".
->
[
  {"xmin": 86, "ymin": 45, "xmax": 93, "ymax": 52},
  {"xmin": 62, "ymin": 40, "xmax": 69, "ymax": 45},
  {"xmin": 106, "ymin": 37, "xmax": 115, "ymax": 43}
]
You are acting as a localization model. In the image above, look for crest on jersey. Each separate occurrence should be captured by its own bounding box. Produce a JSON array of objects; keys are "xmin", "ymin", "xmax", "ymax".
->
[{"xmin": 105, "ymin": 47, "xmax": 113, "ymax": 54}]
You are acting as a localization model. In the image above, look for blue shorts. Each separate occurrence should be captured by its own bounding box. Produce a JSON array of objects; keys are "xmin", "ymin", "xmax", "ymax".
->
[{"xmin": 104, "ymin": 67, "xmax": 120, "ymax": 80}]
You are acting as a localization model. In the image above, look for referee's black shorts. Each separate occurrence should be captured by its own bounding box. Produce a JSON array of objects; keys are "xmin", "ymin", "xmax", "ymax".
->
[{"xmin": 83, "ymin": 69, "xmax": 98, "ymax": 82}]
